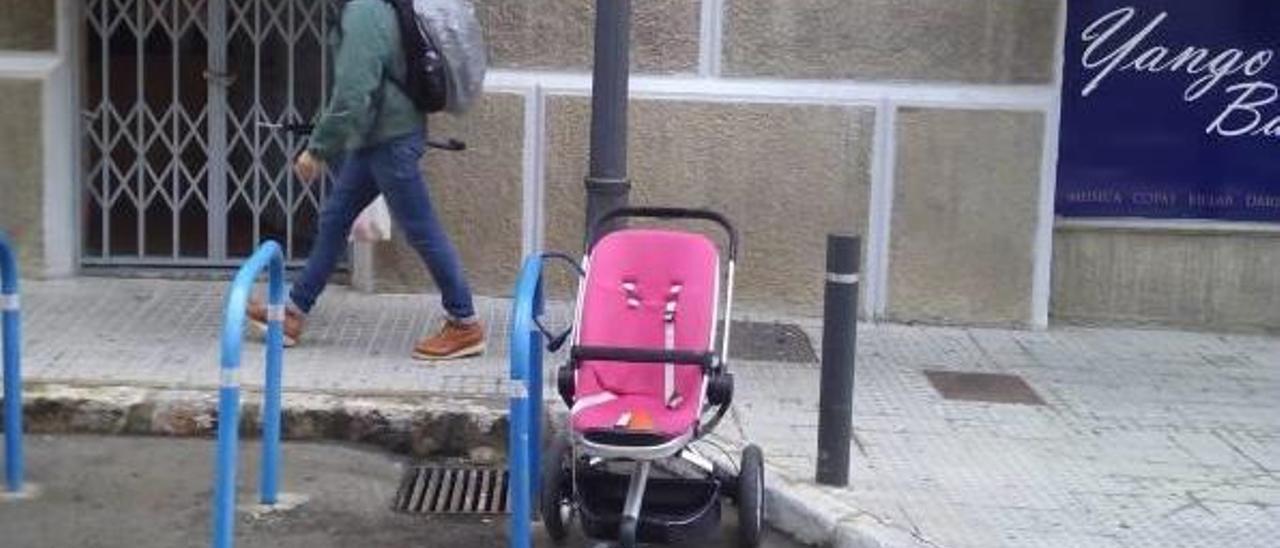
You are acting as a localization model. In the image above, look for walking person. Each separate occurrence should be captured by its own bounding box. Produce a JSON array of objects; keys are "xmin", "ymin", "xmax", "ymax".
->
[{"xmin": 247, "ymin": 0, "xmax": 484, "ymax": 360}]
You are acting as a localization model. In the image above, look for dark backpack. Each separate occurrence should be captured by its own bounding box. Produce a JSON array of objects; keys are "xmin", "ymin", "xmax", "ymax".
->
[
  {"xmin": 382, "ymin": 0, "xmax": 487, "ymax": 115},
  {"xmin": 383, "ymin": 0, "xmax": 448, "ymax": 113}
]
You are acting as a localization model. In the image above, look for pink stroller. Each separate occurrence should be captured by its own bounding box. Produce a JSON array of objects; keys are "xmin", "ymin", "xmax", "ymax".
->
[{"xmin": 541, "ymin": 208, "xmax": 765, "ymax": 547}]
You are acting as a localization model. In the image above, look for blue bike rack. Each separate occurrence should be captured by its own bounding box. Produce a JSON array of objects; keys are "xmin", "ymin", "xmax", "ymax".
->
[
  {"xmin": 1, "ymin": 231, "xmax": 24, "ymax": 495},
  {"xmin": 211, "ymin": 241, "xmax": 287, "ymax": 548},
  {"xmin": 509, "ymin": 255, "xmax": 546, "ymax": 548}
]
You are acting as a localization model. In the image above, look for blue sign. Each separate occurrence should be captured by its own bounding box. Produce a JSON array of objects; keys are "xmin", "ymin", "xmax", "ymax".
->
[{"xmin": 1057, "ymin": 1, "xmax": 1280, "ymax": 221}]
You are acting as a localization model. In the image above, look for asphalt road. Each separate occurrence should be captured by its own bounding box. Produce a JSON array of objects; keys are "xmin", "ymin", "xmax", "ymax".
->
[{"xmin": 0, "ymin": 435, "xmax": 804, "ymax": 547}]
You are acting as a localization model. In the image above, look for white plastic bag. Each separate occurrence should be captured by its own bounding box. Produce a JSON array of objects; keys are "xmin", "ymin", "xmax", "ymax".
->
[{"xmin": 350, "ymin": 196, "xmax": 393, "ymax": 242}]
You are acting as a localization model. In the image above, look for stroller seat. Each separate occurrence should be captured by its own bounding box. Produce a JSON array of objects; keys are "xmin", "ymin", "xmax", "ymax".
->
[{"xmin": 569, "ymin": 229, "xmax": 720, "ymax": 456}]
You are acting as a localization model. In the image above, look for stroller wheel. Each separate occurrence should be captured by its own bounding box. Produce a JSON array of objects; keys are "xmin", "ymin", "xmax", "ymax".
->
[
  {"xmin": 540, "ymin": 433, "xmax": 572, "ymax": 543},
  {"xmin": 738, "ymin": 444, "xmax": 766, "ymax": 547}
]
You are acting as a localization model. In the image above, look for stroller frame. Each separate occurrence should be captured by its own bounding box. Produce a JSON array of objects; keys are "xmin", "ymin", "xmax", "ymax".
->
[{"xmin": 542, "ymin": 207, "xmax": 765, "ymax": 547}]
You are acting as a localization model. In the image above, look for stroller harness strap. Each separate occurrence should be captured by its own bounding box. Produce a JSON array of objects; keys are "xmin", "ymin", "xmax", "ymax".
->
[
  {"xmin": 570, "ymin": 281, "xmax": 687, "ymax": 425},
  {"xmin": 618, "ymin": 279, "xmax": 684, "ymax": 407},
  {"xmin": 664, "ymin": 284, "xmax": 683, "ymax": 409},
  {"xmin": 571, "ymin": 391, "xmax": 618, "ymax": 415}
]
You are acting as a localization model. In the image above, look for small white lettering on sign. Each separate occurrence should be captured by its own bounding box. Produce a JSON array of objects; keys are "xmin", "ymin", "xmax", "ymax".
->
[{"xmin": 1246, "ymin": 194, "xmax": 1280, "ymax": 208}]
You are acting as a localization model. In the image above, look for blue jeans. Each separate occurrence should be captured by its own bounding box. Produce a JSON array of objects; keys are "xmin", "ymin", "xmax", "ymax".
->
[{"xmin": 290, "ymin": 130, "xmax": 476, "ymax": 320}]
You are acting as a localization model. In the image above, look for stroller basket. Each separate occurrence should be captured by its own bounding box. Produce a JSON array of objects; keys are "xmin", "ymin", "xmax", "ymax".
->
[{"xmin": 577, "ymin": 467, "xmax": 722, "ymax": 544}]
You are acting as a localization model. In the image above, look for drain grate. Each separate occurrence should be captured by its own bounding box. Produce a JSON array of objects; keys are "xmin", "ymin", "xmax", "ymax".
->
[
  {"xmin": 924, "ymin": 370, "xmax": 1046, "ymax": 406},
  {"xmin": 727, "ymin": 321, "xmax": 818, "ymax": 363},
  {"xmin": 394, "ymin": 465, "xmax": 510, "ymax": 515}
]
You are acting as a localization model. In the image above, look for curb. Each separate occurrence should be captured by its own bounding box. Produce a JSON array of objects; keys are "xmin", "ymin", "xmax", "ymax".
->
[
  {"xmin": 17, "ymin": 382, "xmax": 510, "ymax": 462},
  {"xmin": 765, "ymin": 468, "xmax": 937, "ymax": 548}
]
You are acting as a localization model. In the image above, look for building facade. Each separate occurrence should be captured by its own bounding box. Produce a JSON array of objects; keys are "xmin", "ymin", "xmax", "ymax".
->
[{"xmin": 1, "ymin": 0, "xmax": 1277, "ymax": 331}]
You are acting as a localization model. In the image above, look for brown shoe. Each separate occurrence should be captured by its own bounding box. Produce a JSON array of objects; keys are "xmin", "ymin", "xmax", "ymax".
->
[
  {"xmin": 413, "ymin": 320, "xmax": 486, "ymax": 361},
  {"xmin": 246, "ymin": 298, "xmax": 306, "ymax": 347}
]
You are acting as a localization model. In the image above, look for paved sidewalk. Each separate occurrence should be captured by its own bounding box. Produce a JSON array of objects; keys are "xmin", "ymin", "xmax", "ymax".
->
[
  {"xmin": 723, "ymin": 318, "xmax": 1279, "ymax": 548},
  {"xmin": 14, "ymin": 278, "xmax": 1280, "ymax": 547},
  {"xmin": 20, "ymin": 278, "xmax": 519, "ymax": 395}
]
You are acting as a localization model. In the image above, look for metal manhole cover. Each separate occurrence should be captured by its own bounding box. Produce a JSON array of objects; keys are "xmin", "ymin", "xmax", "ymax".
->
[
  {"xmin": 394, "ymin": 465, "xmax": 510, "ymax": 515},
  {"xmin": 727, "ymin": 321, "xmax": 818, "ymax": 363},
  {"xmin": 923, "ymin": 370, "xmax": 1046, "ymax": 406}
]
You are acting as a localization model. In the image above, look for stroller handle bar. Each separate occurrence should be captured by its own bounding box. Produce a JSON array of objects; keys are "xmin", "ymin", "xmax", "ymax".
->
[
  {"xmin": 571, "ymin": 346, "xmax": 717, "ymax": 369},
  {"xmin": 591, "ymin": 207, "xmax": 739, "ymax": 262}
]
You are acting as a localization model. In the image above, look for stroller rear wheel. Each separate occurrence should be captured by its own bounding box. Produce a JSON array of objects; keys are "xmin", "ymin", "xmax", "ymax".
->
[
  {"xmin": 738, "ymin": 444, "xmax": 766, "ymax": 547},
  {"xmin": 540, "ymin": 433, "xmax": 573, "ymax": 543}
]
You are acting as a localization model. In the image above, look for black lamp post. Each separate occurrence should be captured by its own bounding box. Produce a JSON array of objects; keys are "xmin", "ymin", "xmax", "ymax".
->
[{"xmin": 583, "ymin": 0, "xmax": 633, "ymax": 244}]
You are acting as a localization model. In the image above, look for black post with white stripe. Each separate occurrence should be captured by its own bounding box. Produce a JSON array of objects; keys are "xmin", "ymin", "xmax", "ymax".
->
[{"xmin": 817, "ymin": 234, "xmax": 860, "ymax": 487}]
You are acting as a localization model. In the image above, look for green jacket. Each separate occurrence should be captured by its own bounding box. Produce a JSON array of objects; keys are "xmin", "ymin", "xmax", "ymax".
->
[{"xmin": 307, "ymin": 0, "xmax": 424, "ymax": 161}]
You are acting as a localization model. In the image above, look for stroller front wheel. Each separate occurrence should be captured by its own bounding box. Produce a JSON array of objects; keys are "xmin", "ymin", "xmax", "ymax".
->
[
  {"xmin": 738, "ymin": 444, "xmax": 766, "ymax": 547},
  {"xmin": 540, "ymin": 433, "xmax": 573, "ymax": 543}
]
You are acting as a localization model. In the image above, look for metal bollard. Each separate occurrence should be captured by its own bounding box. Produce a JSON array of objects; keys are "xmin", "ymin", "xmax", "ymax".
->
[
  {"xmin": 508, "ymin": 256, "xmax": 546, "ymax": 548},
  {"xmin": 817, "ymin": 234, "xmax": 860, "ymax": 487},
  {"xmin": 212, "ymin": 241, "xmax": 286, "ymax": 548},
  {"xmin": 1, "ymin": 232, "xmax": 24, "ymax": 494}
]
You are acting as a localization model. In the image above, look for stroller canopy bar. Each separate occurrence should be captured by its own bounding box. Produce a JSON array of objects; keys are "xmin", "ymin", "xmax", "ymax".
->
[{"xmin": 590, "ymin": 207, "xmax": 740, "ymax": 262}]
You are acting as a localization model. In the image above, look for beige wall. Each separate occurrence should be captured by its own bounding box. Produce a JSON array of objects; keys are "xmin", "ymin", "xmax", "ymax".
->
[
  {"xmin": 888, "ymin": 109, "xmax": 1045, "ymax": 326},
  {"xmin": 1052, "ymin": 227, "xmax": 1280, "ymax": 333},
  {"xmin": 724, "ymin": 0, "xmax": 1059, "ymax": 83},
  {"xmin": 0, "ymin": 79, "xmax": 44, "ymax": 274},
  {"xmin": 0, "ymin": 0, "xmax": 56, "ymax": 51},
  {"xmin": 372, "ymin": 93, "xmax": 526, "ymax": 297},
  {"xmin": 544, "ymin": 97, "xmax": 875, "ymax": 316},
  {"xmin": 476, "ymin": 0, "xmax": 701, "ymax": 74}
]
